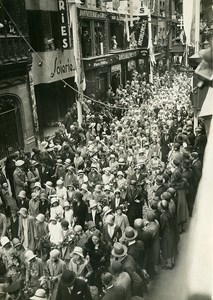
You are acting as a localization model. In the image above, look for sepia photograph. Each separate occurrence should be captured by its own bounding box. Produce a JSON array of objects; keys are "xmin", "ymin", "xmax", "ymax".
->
[{"xmin": 0, "ymin": 0, "xmax": 212, "ymax": 299}]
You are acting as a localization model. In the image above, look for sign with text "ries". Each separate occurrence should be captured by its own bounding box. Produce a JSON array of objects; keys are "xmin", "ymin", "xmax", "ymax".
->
[{"xmin": 58, "ymin": 0, "xmax": 70, "ymax": 49}]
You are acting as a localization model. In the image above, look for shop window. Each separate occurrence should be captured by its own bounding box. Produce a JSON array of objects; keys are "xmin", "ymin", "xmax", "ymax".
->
[
  {"xmin": 110, "ymin": 22, "xmax": 125, "ymax": 50},
  {"xmin": 81, "ymin": 21, "xmax": 92, "ymax": 57},
  {"xmin": 27, "ymin": 10, "xmax": 72, "ymax": 52},
  {"xmin": 0, "ymin": 95, "xmax": 23, "ymax": 160},
  {"xmin": 94, "ymin": 22, "xmax": 105, "ymax": 56}
]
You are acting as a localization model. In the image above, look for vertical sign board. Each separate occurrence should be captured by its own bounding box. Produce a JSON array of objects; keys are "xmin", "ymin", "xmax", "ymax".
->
[{"xmin": 58, "ymin": 0, "xmax": 70, "ymax": 49}]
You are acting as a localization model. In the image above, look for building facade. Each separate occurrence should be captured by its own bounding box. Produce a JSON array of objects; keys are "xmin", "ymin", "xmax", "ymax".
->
[
  {"xmin": 26, "ymin": 0, "xmax": 77, "ymax": 136},
  {"xmin": 0, "ymin": 0, "xmax": 36, "ymax": 160}
]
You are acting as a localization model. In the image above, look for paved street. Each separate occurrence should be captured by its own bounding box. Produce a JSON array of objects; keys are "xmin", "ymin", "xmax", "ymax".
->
[
  {"xmin": 144, "ymin": 228, "xmax": 189, "ymax": 300},
  {"xmin": 142, "ymin": 203, "xmax": 189, "ymax": 299}
]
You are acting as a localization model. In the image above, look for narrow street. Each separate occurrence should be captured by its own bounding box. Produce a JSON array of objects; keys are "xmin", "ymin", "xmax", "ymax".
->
[{"xmin": 145, "ymin": 227, "xmax": 189, "ymax": 300}]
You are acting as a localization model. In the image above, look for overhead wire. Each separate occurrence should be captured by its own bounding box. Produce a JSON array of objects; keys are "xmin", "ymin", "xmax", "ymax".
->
[{"xmin": 0, "ymin": 0, "xmax": 130, "ymax": 111}]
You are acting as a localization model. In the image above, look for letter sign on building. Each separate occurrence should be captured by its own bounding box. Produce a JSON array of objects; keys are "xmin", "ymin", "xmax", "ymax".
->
[{"xmin": 58, "ymin": 0, "xmax": 70, "ymax": 49}]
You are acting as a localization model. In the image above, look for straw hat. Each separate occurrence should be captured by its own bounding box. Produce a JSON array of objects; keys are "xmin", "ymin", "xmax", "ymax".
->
[
  {"xmin": 123, "ymin": 226, "xmax": 138, "ymax": 241},
  {"xmin": 111, "ymin": 242, "xmax": 128, "ymax": 258}
]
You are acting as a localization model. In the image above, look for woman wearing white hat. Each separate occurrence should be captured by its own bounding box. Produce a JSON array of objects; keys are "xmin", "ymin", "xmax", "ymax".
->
[
  {"xmin": 102, "ymin": 167, "xmax": 114, "ymax": 185},
  {"xmin": 13, "ymin": 160, "xmax": 27, "ymax": 199},
  {"xmin": 46, "ymin": 249, "xmax": 66, "ymax": 300},
  {"xmin": 30, "ymin": 289, "xmax": 47, "ymax": 300},
  {"xmin": 48, "ymin": 218, "xmax": 63, "ymax": 246},
  {"xmin": 34, "ymin": 214, "xmax": 49, "ymax": 258},
  {"xmin": 0, "ymin": 236, "xmax": 21, "ymax": 281},
  {"xmin": 69, "ymin": 246, "xmax": 92, "ymax": 280},
  {"xmin": 56, "ymin": 180, "xmax": 67, "ymax": 207},
  {"xmin": 50, "ymin": 197, "xmax": 63, "ymax": 220},
  {"xmin": 25, "ymin": 250, "xmax": 44, "ymax": 294}
]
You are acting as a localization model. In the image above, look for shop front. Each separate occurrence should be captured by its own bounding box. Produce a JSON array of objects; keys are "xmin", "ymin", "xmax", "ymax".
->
[
  {"xmin": 32, "ymin": 49, "xmax": 76, "ymax": 134},
  {"xmin": 83, "ymin": 55, "xmax": 115, "ymax": 99}
]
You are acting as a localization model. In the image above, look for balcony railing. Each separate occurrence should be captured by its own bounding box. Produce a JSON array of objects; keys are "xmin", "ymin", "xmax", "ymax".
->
[{"xmin": 0, "ymin": 35, "xmax": 31, "ymax": 65}]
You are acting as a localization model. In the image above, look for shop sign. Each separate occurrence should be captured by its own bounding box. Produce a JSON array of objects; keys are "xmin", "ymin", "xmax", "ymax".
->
[
  {"xmin": 83, "ymin": 55, "xmax": 116, "ymax": 70},
  {"xmin": 58, "ymin": 0, "xmax": 70, "ymax": 49},
  {"xmin": 78, "ymin": 9, "xmax": 107, "ymax": 19},
  {"xmin": 109, "ymin": 13, "xmax": 125, "ymax": 21},
  {"xmin": 32, "ymin": 50, "xmax": 76, "ymax": 85},
  {"xmin": 117, "ymin": 50, "xmax": 139, "ymax": 61}
]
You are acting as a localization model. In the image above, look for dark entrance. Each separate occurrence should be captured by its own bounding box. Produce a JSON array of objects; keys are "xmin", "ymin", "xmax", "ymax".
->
[{"xmin": 0, "ymin": 95, "xmax": 23, "ymax": 160}]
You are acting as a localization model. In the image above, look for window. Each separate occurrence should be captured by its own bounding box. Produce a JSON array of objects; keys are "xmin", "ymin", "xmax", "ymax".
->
[
  {"xmin": 110, "ymin": 21, "xmax": 125, "ymax": 50},
  {"xmin": 94, "ymin": 22, "xmax": 104, "ymax": 55},
  {"xmin": 0, "ymin": 0, "xmax": 27, "ymax": 36},
  {"xmin": 27, "ymin": 10, "xmax": 72, "ymax": 52},
  {"xmin": 81, "ymin": 21, "xmax": 92, "ymax": 57}
]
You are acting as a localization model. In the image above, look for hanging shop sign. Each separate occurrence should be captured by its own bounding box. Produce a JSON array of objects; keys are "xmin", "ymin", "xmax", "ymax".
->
[
  {"xmin": 138, "ymin": 19, "xmax": 147, "ymax": 46},
  {"xmin": 78, "ymin": 8, "xmax": 107, "ymax": 19},
  {"xmin": 58, "ymin": 0, "xmax": 70, "ymax": 49},
  {"xmin": 32, "ymin": 50, "xmax": 76, "ymax": 85}
]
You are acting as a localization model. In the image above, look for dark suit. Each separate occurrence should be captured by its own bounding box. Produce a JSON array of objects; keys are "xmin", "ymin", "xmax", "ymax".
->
[
  {"xmin": 87, "ymin": 211, "xmax": 102, "ymax": 230},
  {"xmin": 56, "ymin": 277, "xmax": 92, "ymax": 300},
  {"xmin": 38, "ymin": 165, "xmax": 54, "ymax": 187},
  {"xmin": 128, "ymin": 240, "xmax": 145, "ymax": 269},
  {"xmin": 111, "ymin": 197, "xmax": 125, "ymax": 213},
  {"xmin": 102, "ymin": 224, "xmax": 122, "ymax": 244},
  {"xmin": 73, "ymin": 200, "xmax": 88, "ymax": 228},
  {"xmin": 191, "ymin": 159, "xmax": 202, "ymax": 192},
  {"xmin": 102, "ymin": 285, "xmax": 125, "ymax": 300}
]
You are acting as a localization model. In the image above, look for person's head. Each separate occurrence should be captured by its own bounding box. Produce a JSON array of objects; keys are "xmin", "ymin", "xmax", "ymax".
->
[
  {"xmin": 101, "ymin": 272, "xmax": 113, "ymax": 288},
  {"xmin": 25, "ymin": 250, "xmax": 36, "ymax": 264},
  {"xmin": 18, "ymin": 207, "xmax": 28, "ymax": 219},
  {"xmin": 106, "ymin": 214, "xmax": 115, "ymax": 226},
  {"xmin": 30, "ymin": 289, "xmax": 47, "ymax": 300},
  {"xmin": 50, "ymin": 249, "xmax": 60, "ymax": 263},
  {"xmin": 12, "ymin": 238, "xmax": 23, "ymax": 251},
  {"xmin": 61, "ymin": 270, "xmax": 76, "ymax": 288},
  {"xmin": 74, "ymin": 191, "xmax": 83, "ymax": 203},
  {"xmin": 110, "ymin": 260, "xmax": 123, "ymax": 275},
  {"xmin": 72, "ymin": 246, "xmax": 84, "ymax": 261},
  {"xmin": 36, "ymin": 214, "xmax": 45, "ymax": 224},
  {"xmin": 2, "ymin": 182, "xmax": 8, "ymax": 191},
  {"xmin": 91, "ymin": 230, "xmax": 101, "ymax": 245},
  {"xmin": 74, "ymin": 225, "xmax": 83, "ymax": 236},
  {"xmin": 63, "ymin": 201, "xmax": 71, "ymax": 211},
  {"xmin": 114, "ymin": 189, "xmax": 121, "ymax": 198},
  {"xmin": 61, "ymin": 220, "xmax": 69, "ymax": 231},
  {"xmin": 56, "ymin": 179, "xmax": 64, "ymax": 188},
  {"xmin": 1, "ymin": 236, "xmax": 11, "ymax": 250},
  {"xmin": 115, "ymin": 206, "xmax": 123, "ymax": 216},
  {"xmin": 51, "ymin": 198, "xmax": 59, "ymax": 207}
]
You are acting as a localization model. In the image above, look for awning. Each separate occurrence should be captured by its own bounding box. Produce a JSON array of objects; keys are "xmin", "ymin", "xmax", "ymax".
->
[{"xmin": 199, "ymin": 87, "xmax": 213, "ymax": 117}]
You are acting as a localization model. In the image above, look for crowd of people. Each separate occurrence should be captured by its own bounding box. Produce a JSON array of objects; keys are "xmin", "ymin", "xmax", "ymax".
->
[{"xmin": 0, "ymin": 69, "xmax": 206, "ymax": 300}]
